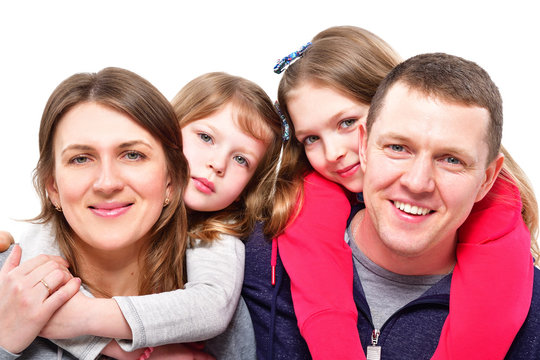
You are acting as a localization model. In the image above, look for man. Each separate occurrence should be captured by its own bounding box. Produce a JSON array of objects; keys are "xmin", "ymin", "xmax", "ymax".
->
[{"xmin": 350, "ymin": 53, "xmax": 539, "ymax": 358}]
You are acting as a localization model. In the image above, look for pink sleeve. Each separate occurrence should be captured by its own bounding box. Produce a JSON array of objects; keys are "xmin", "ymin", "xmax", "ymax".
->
[
  {"xmin": 278, "ymin": 172, "xmax": 366, "ymax": 360},
  {"xmin": 432, "ymin": 176, "xmax": 534, "ymax": 359}
]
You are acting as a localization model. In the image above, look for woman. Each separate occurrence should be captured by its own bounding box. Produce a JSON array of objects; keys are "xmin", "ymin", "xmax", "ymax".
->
[{"xmin": 0, "ymin": 67, "xmax": 201, "ymax": 358}]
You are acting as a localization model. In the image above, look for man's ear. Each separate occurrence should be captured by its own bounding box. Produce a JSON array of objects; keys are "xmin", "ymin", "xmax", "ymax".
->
[
  {"xmin": 359, "ymin": 124, "xmax": 368, "ymax": 173},
  {"xmin": 475, "ymin": 152, "xmax": 504, "ymax": 202}
]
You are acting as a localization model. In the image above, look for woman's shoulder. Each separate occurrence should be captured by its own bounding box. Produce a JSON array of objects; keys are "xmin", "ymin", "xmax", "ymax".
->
[{"xmin": 17, "ymin": 222, "xmax": 61, "ymax": 261}]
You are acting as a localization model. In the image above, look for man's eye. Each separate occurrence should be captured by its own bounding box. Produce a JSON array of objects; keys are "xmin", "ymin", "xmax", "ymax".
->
[{"xmin": 445, "ymin": 157, "xmax": 461, "ymax": 165}]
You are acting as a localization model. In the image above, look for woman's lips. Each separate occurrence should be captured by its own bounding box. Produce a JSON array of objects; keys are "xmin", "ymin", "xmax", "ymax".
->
[{"xmin": 89, "ymin": 203, "xmax": 133, "ymax": 218}]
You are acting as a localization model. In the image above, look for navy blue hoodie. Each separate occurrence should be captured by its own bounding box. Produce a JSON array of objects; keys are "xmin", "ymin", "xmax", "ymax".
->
[{"xmin": 242, "ymin": 222, "xmax": 540, "ymax": 359}]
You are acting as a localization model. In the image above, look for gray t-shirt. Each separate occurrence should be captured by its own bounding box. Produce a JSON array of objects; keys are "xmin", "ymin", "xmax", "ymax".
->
[{"xmin": 346, "ymin": 226, "xmax": 449, "ymax": 329}]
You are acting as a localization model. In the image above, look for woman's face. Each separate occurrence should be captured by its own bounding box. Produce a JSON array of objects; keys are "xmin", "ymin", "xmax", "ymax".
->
[
  {"xmin": 287, "ymin": 82, "xmax": 369, "ymax": 192},
  {"xmin": 47, "ymin": 102, "xmax": 171, "ymax": 253}
]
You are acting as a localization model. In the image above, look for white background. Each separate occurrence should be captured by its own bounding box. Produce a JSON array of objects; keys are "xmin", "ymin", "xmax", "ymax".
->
[{"xmin": 1, "ymin": 1, "xmax": 538, "ymax": 250}]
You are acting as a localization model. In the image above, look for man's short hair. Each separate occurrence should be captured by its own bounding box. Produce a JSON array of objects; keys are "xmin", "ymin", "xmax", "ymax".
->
[{"xmin": 366, "ymin": 53, "xmax": 503, "ymax": 162}]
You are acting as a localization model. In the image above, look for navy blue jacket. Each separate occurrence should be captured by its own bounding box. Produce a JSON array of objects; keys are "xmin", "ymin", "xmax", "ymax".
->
[
  {"xmin": 242, "ymin": 222, "xmax": 540, "ymax": 359},
  {"xmin": 242, "ymin": 223, "xmax": 310, "ymax": 359}
]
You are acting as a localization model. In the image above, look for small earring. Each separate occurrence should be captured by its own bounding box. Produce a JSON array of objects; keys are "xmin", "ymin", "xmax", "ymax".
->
[
  {"xmin": 54, "ymin": 203, "xmax": 62, "ymax": 212},
  {"xmin": 163, "ymin": 197, "xmax": 170, "ymax": 207}
]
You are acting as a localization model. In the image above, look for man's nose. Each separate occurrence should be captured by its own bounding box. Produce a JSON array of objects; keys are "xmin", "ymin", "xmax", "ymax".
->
[{"xmin": 400, "ymin": 155, "xmax": 436, "ymax": 193}]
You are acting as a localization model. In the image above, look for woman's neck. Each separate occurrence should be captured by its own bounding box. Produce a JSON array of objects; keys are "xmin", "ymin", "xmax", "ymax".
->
[{"xmin": 75, "ymin": 243, "xmax": 144, "ymax": 297}]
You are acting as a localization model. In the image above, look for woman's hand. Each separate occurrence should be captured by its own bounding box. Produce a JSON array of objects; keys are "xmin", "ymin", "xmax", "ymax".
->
[
  {"xmin": 0, "ymin": 231, "xmax": 14, "ymax": 252},
  {"xmin": 0, "ymin": 245, "xmax": 80, "ymax": 354}
]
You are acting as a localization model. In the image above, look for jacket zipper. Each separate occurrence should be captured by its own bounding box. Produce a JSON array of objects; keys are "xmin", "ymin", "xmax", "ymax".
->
[{"xmin": 366, "ymin": 329, "xmax": 381, "ymax": 360}]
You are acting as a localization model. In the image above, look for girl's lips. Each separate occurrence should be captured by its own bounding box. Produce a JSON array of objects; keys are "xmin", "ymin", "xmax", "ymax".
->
[
  {"xmin": 192, "ymin": 177, "xmax": 215, "ymax": 194},
  {"xmin": 336, "ymin": 163, "xmax": 360, "ymax": 178},
  {"xmin": 89, "ymin": 203, "xmax": 133, "ymax": 218}
]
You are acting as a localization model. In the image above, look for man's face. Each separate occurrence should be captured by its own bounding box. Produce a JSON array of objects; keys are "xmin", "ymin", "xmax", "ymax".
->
[{"xmin": 358, "ymin": 83, "xmax": 502, "ymax": 275}]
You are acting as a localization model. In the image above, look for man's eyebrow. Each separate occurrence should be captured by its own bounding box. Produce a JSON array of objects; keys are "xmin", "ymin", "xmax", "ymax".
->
[{"xmin": 378, "ymin": 132, "xmax": 476, "ymax": 160}]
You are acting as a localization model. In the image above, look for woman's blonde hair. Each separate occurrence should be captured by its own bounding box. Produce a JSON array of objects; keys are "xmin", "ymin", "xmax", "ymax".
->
[
  {"xmin": 32, "ymin": 67, "xmax": 190, "ymax": 295},
  {"xmin": 171, "ymin": 72, "xmax": 282, "ymax": 242},
  {"xmin": 273, "ymin": 26, "xmax": 539, "ymax": 263}
]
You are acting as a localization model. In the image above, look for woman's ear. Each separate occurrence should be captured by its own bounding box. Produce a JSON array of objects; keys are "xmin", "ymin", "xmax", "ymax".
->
[{"xmin": 46, "ymin": 176, "xmax": 61, "ymax": 210}]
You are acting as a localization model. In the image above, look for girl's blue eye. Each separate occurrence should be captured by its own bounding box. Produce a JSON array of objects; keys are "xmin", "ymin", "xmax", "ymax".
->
[
  {"xmin": 304, "ymin": 135, "xmax": 319, "ymax": 145},
  {"xmin": 234, "ymin": 155, "xmax": 248, "ymax": 166},
  {"xmin": 199, "ymin": 133, "xmax": 212, "ymax": 143},
  {"xmin": 340, "ymin": 119, "xmax": 357, "ymax": 128}
]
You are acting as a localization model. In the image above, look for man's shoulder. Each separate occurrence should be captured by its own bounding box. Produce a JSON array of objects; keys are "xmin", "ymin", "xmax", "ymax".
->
[
  {"xmin": 531, "ymin": 265, "xmax": 540, "ymax": 302},
  {"xmin": 526, "ymin": 265, "xmax": 540, "ymax": 317},
  {"xmin": 507, "ymin": 265, "xmax": 540, "ymax": 357}
]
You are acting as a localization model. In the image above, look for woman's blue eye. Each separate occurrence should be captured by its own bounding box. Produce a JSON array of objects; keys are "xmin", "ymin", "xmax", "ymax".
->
[
  {"xmin": 234, "ymin": 155, "xmax": 248, "ymax": 166},
  {"xmin": 304, "ymin": 135, "xmax": 319, "ymax": 145},
  {"xmin": 71, "ymin": 156, "xmax": 89, "ymax": 164},
  {"xmin": 390, "ymin": 144, "xmax": 404, "ymax": 152},
  {"xmin": 125, "ymin": 151, "xmax": 143, "ymax": 160}
]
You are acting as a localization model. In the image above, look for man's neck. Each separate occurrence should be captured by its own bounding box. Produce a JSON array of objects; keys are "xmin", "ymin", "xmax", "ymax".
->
[{"xmin": 351, "ymin": 209, "xmax": 456, "ymax": 276}]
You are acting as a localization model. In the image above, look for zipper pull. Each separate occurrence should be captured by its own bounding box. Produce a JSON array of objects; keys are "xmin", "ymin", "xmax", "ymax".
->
[{"xmin": 366, "ymin": 329, "xmax": 381, "ymax": 360}]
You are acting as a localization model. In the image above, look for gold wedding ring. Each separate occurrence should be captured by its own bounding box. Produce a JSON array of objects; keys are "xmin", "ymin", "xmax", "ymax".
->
[{"xmin": 40, "ymin": 278, "xmax": 52, "ymax": 295}]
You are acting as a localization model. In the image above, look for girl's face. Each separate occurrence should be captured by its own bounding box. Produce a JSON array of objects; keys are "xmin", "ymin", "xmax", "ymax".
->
[
  {"xmin": 287, "ymin": 82, "xmax": 369, "ymax": 192},
  {"xmin": 181, "ymin": 103, "xmax": 268, "ymax": 212},
  {"xmin": 47, "ymin": 102, "xmax": 171, "ymax": 255}
]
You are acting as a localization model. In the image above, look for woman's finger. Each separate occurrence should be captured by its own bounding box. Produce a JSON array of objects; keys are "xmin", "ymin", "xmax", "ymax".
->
[
  {"xmin": 25, "ymin": 258, "xmax": 70, "ymax": 292},
  {"xmin": 33, "ymin": 267, "xmax": 73, "ymax": 299},
  {"xmin": 43, "ymin": 277, "xmax": 81, "ymax": 313}
]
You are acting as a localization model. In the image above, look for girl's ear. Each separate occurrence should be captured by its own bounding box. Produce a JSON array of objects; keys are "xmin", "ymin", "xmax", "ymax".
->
[{"xmin": 359, "ymin": 124, "xmax": 368, "ymax": 173}]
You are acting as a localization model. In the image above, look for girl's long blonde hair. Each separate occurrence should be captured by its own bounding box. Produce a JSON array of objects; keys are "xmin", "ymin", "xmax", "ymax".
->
[{"xmin": 270, "ymin": 26, "xmax": 401, "ymax": 236}]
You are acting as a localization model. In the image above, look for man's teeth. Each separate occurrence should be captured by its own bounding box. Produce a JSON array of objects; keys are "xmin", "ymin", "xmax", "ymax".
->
[{"xmin": 393, "ymin": 201, "xmax": 430, "ymax": 216}]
